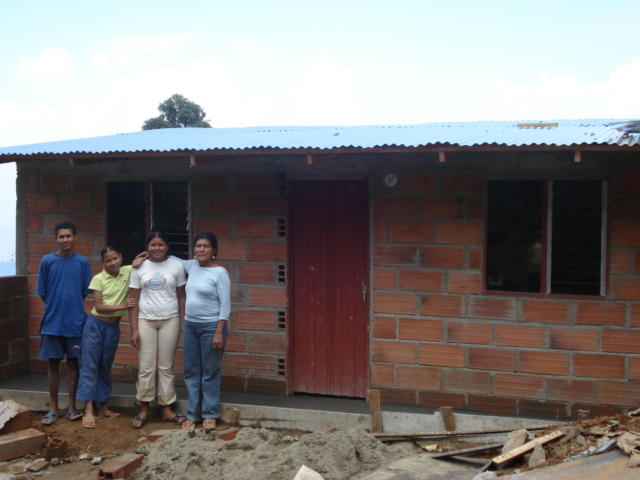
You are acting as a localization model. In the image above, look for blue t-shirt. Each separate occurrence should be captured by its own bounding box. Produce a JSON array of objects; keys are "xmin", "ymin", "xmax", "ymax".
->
[
  {"xmin": 35, "ymin": 252, "xmax": 92, "ymax": 337},
  {"xmin": 173, "ymin": 257, "xmax": 231, "ymax": 323}
]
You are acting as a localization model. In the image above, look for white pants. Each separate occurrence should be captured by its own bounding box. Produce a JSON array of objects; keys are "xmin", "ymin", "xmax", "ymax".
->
[{"xmin": 136, "ymin": 316, "xmax": 180, "ymax": 405}]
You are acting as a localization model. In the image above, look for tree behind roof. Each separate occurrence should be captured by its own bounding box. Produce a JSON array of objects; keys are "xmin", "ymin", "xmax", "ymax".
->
[{"xmin": 142, "ymin": 94, "xmax": 212, "ymax": 130}]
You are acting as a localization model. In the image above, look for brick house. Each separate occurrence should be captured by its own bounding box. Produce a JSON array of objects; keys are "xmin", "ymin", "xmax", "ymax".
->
[{"xmin": 1, "ymin": 119, "xmax": 639, "ymax": 419}]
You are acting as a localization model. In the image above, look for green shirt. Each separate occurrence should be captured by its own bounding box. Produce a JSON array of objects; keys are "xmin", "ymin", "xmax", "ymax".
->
[{"xmin": 89, "ymin": 265, "xmax": 133, "ymax": 317}]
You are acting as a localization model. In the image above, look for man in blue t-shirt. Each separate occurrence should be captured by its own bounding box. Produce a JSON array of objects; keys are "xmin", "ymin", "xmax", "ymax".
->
[{"xmin": 35, "ymin": 221, "xmax": 92, "ymax": 425}]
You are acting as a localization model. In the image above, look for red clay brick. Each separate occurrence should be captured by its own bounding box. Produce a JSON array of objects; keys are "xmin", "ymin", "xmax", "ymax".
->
[
  {"xmin": 575, "ymin": 302, "xmax": 626, "ymax": 326},
  {"xmin": 114, "ymin": 345, "xmax": 138, "ymax": 366},
  {"xmin": 245, "ymin": 377, "xmax": 287, "ymax": 395},
  {"xmin": 395, "ymin": 173, "xmax": 436, "ymax": 195},
  {"xmin": 246, "ymin": 286, "xmax": 286, "ymax": 307},
  {"xmin": 629, "ymin": 357, "xmax": 640, "ymax": 381},
  {"xmin": 611, "ymin": 196, "xmax": 631, "ymax": 221},
  {"xmin": 209, "ymin": 195, "xmax": 245, "ymax": 215},
  {"xmin": 220, "ymin": 373, "xmax": 245, "ymax": 391},
  {"xmin": 467, "ymin": 196, "xmax": 483, "ymax": 220},
  {"xmin": 371, "ymin": 363, "xmax": 394, "ymax": 386},
  {"xmin": 632, "ymin": 304, "xmax": 640, "ymax": 327},
  {"xmin": 27, "ymin": 193, "xmax": 58, "ymax": 213},
  {"xmin": 389, "ymin": 221, "xmax": 434, "ymax": 243},
  {"xmin": 599, "ymin": 380, "xmax": 640, "ymax": 406},
  {"xmin": 59, "ymin": 194, "xmax": 91, "ymax": 213},
  {"xmin": 373, "ymin": 292, "xmax": 417, "ymax": 315},
  {"xmin": 373, "ymin": 316, "xmax": 397, "ymax": 339},
  {"xmin": 418, "ymin": 343, "xmax": 464, "ymax": 367},
  {"xmin": 236, "ymin": 310, "xmax": 276, "ymax": 331},
  {"xmin": 418, "ymin": 197, "xmax": 463, "ymax": 219},
  {"xmin": 448, "ymin": 321, "xmax": 493, "ymax": 345},
  {"xmin": 397, "ymin": 365, "xmax": 441, "ymax": 390},
  {"xmin": 469, "ymin": 297, "xmax": 516, "ymax": 320},
  {"xmin": 418, "ymin": 391, "xmax": 466, "ymax": 409},
  {"xmin": 26, "ymin": 172, "xmax": 38, "ymax": 192},
  {"xmin": 496, "ymin": 324, "xmax": 545, "ymax": 348},
  {"xmin": 218, "ymin": 239, "xmax": 246, "ymax": 260},
  {"xmin": 371, "ymin": 340, "xmax": 416, "ymax": 364},
  {"xmin": 373, "ymin": 197, "xmax": 417, "ymax": 218},
  {"xmin": 468, "ymin": 247, "xmax": 482, "ymax": 269},
  {"xmin": 71, "ymin": 175, "xmax": 101, "ymax": 193},
  {"xmin": 570, "ymin": 404, "xmax": 624, "ymax": 419},
  {"xmin": 520, "ymin": 350, "xmax": 569, "ymax": 376},
  {"xmin": 420, "ymin": 294, "xmax": 464, "ymax": 318},
  {"xmin": 92, "ymin": 194, "xmax": 104, "ymax": 215},
  {"xmin": 192, "ymin": 173, "xmax": 232, "ymax": 193},
  {"xmin": 72, "ymin": 215, "xmax": 104, "ymax": 235},
  {"xmin": 468, "ymin": 347, "xmax": 515, "ymax": 371},
  {"xmin": 419, "ymin": 246, "xmax": 465, "ymax": 268},
  {"xmin": 398, "ymin": 318, "xmax": 444, "ymax": 342},
  {"xmin": 237, "ymin": 263, "xmax": 276, "ymax": 284},
  {"xmin": 225, "ymin": 332, "xmax": 248, "ymax": 352},
  {"xmin": 41, "ymin": 173, "xmax": 69, "ymax": 192},
  {"xmin": 194, "ymin": 217, "xmax": 233, "ymax": 237},
  {"xmin": 611, "ymin": 223, "xmax": 640, "ymax": 248},
  {"xmin": 602, "ymin": 329, "xmax": 640, "ymax": 354},
  {"xmin": 494, "ymin": 373, "xmax": 545, "ymax": 399},
  {"xmin": 611, "ymin": 276, "xmax": 640, "ymax": 300},
  {"xmin": 27, "ymin": 214, "xmax": 43, "ymax": 233},
  {"xmin": 247, "ymin": 241, "xmax": 285, "ymax": 262},
  {"xmin": 373, "ymin": 268, "xmax": 397, "ymax": 290},
  {"xmin": 247, "ymin": 333, "xmax": 286, "ymax": 354},
  {"xmin": 378, "ymin": 387, "xmax": 417, "ymax": 405},
  {"xmin": 519, "ymin": 400, "xmax": 569, "ymax": 419},
  {"xmin": 549, "ymin": 327, "xmax": 599, "ymax": 352},
  {"xmin": 441, "ymin": 172, "xmax": 485, "ymax": 195},
  {"xmin": 43, "ymin": 215, "xmax": 70, "ymax": 234},
  {"xmin": 611, "ymin": 250, "xmax": 632, "ymax": 274},
  {"xmin": 398, "ymin": 269, "xmax": 443, "ymax": 291},
  {"xmin": 247, "ymin": 195, "xmax": 286, "ymax": 215},
  {"xmin": 468, "ymin": 395, "xmax": 517, "ymax": 415},
  {"xmin": 444, "ymin": 369, "xmax": 491, "ymax": 394},
  {"xmin": 0, "ymin": 427, "xmax": 46, "ymax": 461},
  {"xmin": 373, "ymin": 245, "xmax": 417, "ymax": 265},
  {"xmin": 436, "ymin": 221, "xmax": 482, "ymax": 245},
  {"xmin": 573, "ymin": 353, "xmax": 625, "ymax": 379},
  {"xmin": 548, "ymin": 379, "xmax": 596, "ymax": 403},
  {"xmin": 521, "ymin": 299, "xmax": 569, "ymax": 324},
  {"xmin": 447, "ymin": 270, "xmax": 481, "ymax": 293},
  {"xmin": 236, "ymin": 218, "xmax": 275, "ymax": 239},
  {"xmin": 373, "ymin": 221, "xmax": 387, "ymax": 242}
]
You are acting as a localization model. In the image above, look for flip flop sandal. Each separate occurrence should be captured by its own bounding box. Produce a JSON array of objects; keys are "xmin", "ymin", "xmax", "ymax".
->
[
  {"xmin": 130, "ymin": 415, "xmax": 148, "ymax": 429},
  {"xmin": 41, "ymin": 411, "xmax": 59, "ymax": 426},
  {"xmin": 202, "ymin": 418, "xmax": 217, "ymax": 430},
  {"xmin": 82, "ymin": 415, "xmax": 96, "ymax": 429},
  {"xmin": 182, "ymin": 419, "xmax": 196, "ymax": 430},
  {"xmin": 67, "ymin": 409, "xmax": 83, "ymax": 421},
  {"xmin": 98, "ymin": 410, "xmax": 122, "ymax": 419},
  {"xmin": 165, "ymin": 415, "xmax": 186, "ymax": 425}
]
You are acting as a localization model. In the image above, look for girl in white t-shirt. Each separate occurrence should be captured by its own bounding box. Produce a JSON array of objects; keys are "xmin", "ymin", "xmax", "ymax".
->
[{"xmin": 128, "ymin": 231, "xmax": 187, "ymax": 429}]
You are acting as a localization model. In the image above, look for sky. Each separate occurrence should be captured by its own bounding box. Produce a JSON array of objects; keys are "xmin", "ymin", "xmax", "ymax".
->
[{"xmin": 0, "ymin": 0, "xmax": 639, "ymax": 262}]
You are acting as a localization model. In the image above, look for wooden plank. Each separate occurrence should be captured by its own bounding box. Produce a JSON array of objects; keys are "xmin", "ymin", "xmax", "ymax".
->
[
  {"xmin": 441, "ymin": 406, "xmax": 455, "ymax": 431},
  {"xmin": 574, "ymin": 151, "xmax": 582, "ymax": 163},
  {"xmin": 430, "ymin": 443, "xmax": 503, "ymax": 459},
  {"xmin": 438, "ymin": 151, "xmax": 446, "ymax": 163},
  {"xmin": 368, "ymin": 390, "xmax": 383, "ymax": 433},
  {"xmin": 491, "ymin": 430, "xmax": 564, "ymax": 467},
  {"xmin": 230, "ymin": 407, "xmax": 240, "ymax": 426},
  {"xmin": 374, "ymin": 425, "xmax": 549, "ymax": 440}
]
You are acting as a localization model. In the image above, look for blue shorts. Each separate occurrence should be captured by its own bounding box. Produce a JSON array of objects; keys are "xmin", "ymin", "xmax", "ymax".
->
[{"xmin": 39, "ymin": 334, "xmax": 82, "ymax": 359}]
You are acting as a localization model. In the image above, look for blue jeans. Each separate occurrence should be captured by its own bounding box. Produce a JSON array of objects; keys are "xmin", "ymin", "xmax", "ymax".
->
[
  {"xmin": 183, "ymin": 320, "xmax": 228, "ymax": 421},
  {"xmin": 76, "ymin": 315, "xmax": 120, "ymax": 402}
]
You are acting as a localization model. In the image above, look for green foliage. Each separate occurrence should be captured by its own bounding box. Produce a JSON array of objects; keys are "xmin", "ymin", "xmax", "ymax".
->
[{"xmin": 142, "ymin": 94, "xmax": 212, "ymax": 130}]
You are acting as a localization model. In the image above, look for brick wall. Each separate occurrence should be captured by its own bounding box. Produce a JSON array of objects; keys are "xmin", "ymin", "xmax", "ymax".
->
[
  {"xmin": 0, "ymin": 276, "xmax": 27, "ymax": 381},
  {"xmin": 191, "ymin": 173, "xmax": 288, "ymax": 394},
  {"xmin": 370, "ymin": 170, "xmax": 640, "ymax": 419}
]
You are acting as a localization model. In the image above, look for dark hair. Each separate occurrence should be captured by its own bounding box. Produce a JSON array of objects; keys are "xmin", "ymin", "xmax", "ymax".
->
[
  {"xmin": 193, "ymin": 232, "xmax": 218, "ymax": 253},
  {"xmin": 100, "ymin": 245, "xmax": 121, "ymax": 260},
  {"xmin": 54, "ymin": 221, "xmax": 76, "ymax": 236},
  {"xmin": 146, "ymin": 231, "xmax": 170, "ymax": 246}
]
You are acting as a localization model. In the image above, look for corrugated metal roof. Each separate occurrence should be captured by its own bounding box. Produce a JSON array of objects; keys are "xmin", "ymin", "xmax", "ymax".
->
[{"xmin": 1, "ymin": 119, "xmax": 639, "ymax": 157}]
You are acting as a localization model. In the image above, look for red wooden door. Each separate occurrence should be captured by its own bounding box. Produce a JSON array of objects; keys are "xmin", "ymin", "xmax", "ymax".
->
[{"xmin": 289, "ymin": 180, "xmax": 369, "ymax": 398}]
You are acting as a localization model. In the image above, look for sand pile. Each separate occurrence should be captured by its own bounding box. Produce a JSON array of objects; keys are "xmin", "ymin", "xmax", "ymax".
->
[{"xmin": 130, "ymin": 427, "xmax": 419, "ymax": 480}]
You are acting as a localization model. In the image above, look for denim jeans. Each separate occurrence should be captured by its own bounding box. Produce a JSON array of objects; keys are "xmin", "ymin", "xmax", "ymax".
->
[
  {"xmin": 183, "ymin": 320, "xmax": 228, "ymax": 421},
  {"xmin": 76, "ymin": 315, "xmax": 120, "ymax": 402}
]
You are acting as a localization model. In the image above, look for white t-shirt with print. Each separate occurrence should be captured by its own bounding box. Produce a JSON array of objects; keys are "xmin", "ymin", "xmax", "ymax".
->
[{"xmin": 129, "ymin": 257, "xmax": 186, "ymax": 320}]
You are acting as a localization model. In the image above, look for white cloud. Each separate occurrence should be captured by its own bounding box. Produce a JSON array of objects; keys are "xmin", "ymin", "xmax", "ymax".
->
[
  {"xmin": 115, "ymin": 33, "xmax": 193, "ymax": 54},
  {"xmin": 15, "ymin": 48, "xmax": 74, "ymax": 83},
  {"xmin": 473, "ymin": 57, "xmax": 640, "ymax": 120},
  {"xmin": 91, "ymin": 50, "xmax": 132, "ymax": 75}
]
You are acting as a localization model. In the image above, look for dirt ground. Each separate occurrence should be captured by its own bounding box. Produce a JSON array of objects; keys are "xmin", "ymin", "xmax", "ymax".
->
[{"xmin": 1, "ymin": 412, "xmax": 639, "ymax": 480}]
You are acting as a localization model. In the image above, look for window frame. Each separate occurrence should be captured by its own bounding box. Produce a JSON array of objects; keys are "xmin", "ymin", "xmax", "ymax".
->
[{"xmin": 483, "ymin": 178, "xmax": 608, "ymax": 299}]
